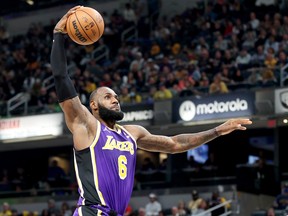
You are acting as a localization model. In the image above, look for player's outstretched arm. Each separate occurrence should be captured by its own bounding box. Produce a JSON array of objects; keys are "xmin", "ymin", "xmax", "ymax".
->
[{"xmin": 126, "ymin": 118, "xmax": 252, "ymax": 153}]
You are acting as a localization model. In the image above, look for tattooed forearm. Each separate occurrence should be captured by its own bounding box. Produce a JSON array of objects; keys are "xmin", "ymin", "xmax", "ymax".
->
[{"xmin": 171, "ymin": 128, "xmax": 219, "ymax": 152}]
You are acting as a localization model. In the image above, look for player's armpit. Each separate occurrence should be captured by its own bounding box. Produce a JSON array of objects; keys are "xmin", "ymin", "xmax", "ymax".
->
[{"xmin": 61, "ymin": 98, "xmax": 93, "ymax": 132}]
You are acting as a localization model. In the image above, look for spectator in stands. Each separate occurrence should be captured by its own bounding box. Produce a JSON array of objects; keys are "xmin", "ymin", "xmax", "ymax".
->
[
  {"xmin": 47, "ymin": 91, "xmax": 61, "ymax": 113},
  {"xmin": 220, "ymin": 67, "xmax": 233, "ymax": 84},
  {"xmin": 99, "ymin": 73, "xmax": 113, "ymax": 88},
  {"xmin": 0, "ymin": 169, "xmax": 11, "ymax": 192},
  {"xmin": 197, "ymin": 48, "xmax": 212, "ymax": 74},
  {"xmin": 273, "ymin": 183, "xmax": 288, "ymax": 210},
  {"xmin": 138, "ymin": 207, "xmax": 145, "ymax": 216},
  {"xmin": 242, "ymin": 30, "xmax": 257, "ymax": 52},
  {"xmin": 247, "ymin": 70, "xmax": 263, "ymax": 86},
  {"xmin": 208, "ymin": 191, "xmax": 230, "ymax": 216},
  {"xmin": 47, "ymin": 160, "xmax": 67, "ymax": 188},
  {"xmin": 262, "ymin": 69, "xmax": 277, "ymax": 87},
  {"xmin": 277, "ymin": 50, "xmax": 288, "ymax": 68},
  {"xmin": 145, "ymin": 193, "xmax": 162, "ymax": 216},
  {"xmin": 192, "ymin": 199, "xmax": 211, "ymax": 216},
  {"xmin": 60, "ymin": 202, "xmax": 72, "ymax": 216},
  {"xmin": 266, "ymin": 207, "xmax": 276, "ymax": 216},
  {"xmin": 123, "ymin": 3, "xmax": 137, "ymax": 27},
  {"xmin": 41, "ymin": 209, "xmax": 49, "ymax": 216},
  {"xmin": 11, "ymin": 167, "xmax": 29, "ymax": 191},
  {"xmin": 264, "ymin": 35, "xmax": 279, "ymax": 54},
  {"xmin": 177, "ymin": 200, "xmax": 188, "ymax": 216},
  {"xmin": 10, "ymin": 209, "xmax": 18, "ymax": 216},
  {"xmin": 188, "ymin": 190, "xmax": 203, "ymax": 214},
  {"xmin": 253, "ymin": 156, "xmax": 270, "ymax": 194},
  {"xmin": 124, "ymin": 203, "xmax": 133, "ymax": 216},
  {"xmin": 235, "ymin": 48, "xmax": 252, "ymax": 70},
  {"xmin": 210, "ymin": 50, "xmax": 223, "ymax": 74},
  {"xmin": 232, "ymin": 68, "xmax": 245, "ymax": 84},
  {"xmin": 130, "ymin": 51, "xmax": 144, "ymax": 72},
  {"xmin": 209, "ymin": 73, "xmax": 229, "ymax": 94},
  {"xmin": 153, "ymin": 83, "xmax": 173, "ymax": 101},
  {"xmin": 264, "ymin": 48, "xmax": 278, "ymax": 69},
  {"xmin": 170, "ymin": 206, "xmax": 179, "ymax": 216},
  {"xmin": 141, "ymin": 157, "xmax": 156, "ymax": 172},
  {"xmin": 46, "ymin": 199, "xmax": 60, "ymax": 216},
  {"xmin": 249, "ymin": 12, "xmax": 260, "ymax": 30},
  {"xmin": 158, "ymin": 210, "xmax": 165, "ymax": 216},
  {"xmin": 158, "ymin": 158, "xmax": 167, "ymax": 171},
  {"xmin": 0, "ymin": 202, "xmax": 12, "ymax": 216},
  {"xmin": 119, "ymin": 86, "xmax": 142, "ymax": 104},
  {"xmin": 213, "ymin": 35, "xmax": 229, "ymax": 53},
  {"xmin": 251, "ymin": 45, "xmax": 266, "ymax": 67}
]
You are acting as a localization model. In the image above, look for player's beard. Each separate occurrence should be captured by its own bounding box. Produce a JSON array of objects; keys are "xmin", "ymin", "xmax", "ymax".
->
[{"xmin": 98, "ymin": 104, "xmax": 124, "ymax": 121}]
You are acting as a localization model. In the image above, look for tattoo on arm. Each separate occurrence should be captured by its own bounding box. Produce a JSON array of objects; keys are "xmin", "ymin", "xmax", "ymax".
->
[{"xmin": 172, "ymin": 128, "xmax": 219, "ymax": 152}]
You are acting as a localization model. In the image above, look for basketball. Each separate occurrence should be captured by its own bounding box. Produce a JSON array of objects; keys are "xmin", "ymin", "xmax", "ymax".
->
[{"xmin": 66, "ymin": 7, "xmax": 104, "ymax": 45}]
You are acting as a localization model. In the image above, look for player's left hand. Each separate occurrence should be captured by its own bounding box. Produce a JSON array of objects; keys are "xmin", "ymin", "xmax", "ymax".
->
[{"xmin": 215, "ymin": 118, "xmax": 252, "ymax": 136}]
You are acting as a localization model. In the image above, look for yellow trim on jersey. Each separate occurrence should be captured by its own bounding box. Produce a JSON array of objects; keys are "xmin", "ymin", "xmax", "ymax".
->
[
  {"xmin": 73, "ymin": 149, "xmax": 85, "ymax": 205},
  {"xmin": 90, "ymin": 120, "xmax": 106, "ymax": 212},
  {"xmin": 117, "ymin": 124, "xmax": 137, "ymax": 149},
  {"xmin": 78, "ymin": 206, "xmax": 83, "ymax": 216}
]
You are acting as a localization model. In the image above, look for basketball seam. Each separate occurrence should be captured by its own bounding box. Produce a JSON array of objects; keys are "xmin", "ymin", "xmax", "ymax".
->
[
  {"xmin": 87, "ymin": 13, "xmax": 101, "ymax": 39},
  {"xmin": 78, "ymin": 8, "xmax": 102, "ymax": 40},
  {"xmin": 75, "ymin": 10, "xmax": 95, "ymax": 44}
]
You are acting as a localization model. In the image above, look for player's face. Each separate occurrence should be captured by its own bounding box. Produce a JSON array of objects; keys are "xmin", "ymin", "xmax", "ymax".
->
[{"xmin": 97, "ymin": 88, "xmax": 124, "ymax": 121}]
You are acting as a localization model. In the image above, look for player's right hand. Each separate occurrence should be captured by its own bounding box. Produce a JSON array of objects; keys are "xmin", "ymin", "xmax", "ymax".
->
[{"xmin": 54, "ymin": 5, "xmax": 83, "ymax": 34}]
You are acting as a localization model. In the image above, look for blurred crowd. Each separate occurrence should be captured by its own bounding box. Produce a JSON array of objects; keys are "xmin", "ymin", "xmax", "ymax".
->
[
  {"xmin": 0, "ymin": 190, "xmax": 232, "ymax": 216},
  {"xmin": 0, "ymin": 0, "xmax": 288, "ymax": 116},
  {"xmin": 1, "ymin": 0, "xmax": 288, "ymax": 215},
  {"xmin": 2, "ymin": 187, "xmax": 287, "ymax": 216}
]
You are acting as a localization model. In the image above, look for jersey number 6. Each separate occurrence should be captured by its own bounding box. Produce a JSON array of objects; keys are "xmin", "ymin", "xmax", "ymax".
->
[{"xmin": 118, "ymin": 155, "xmax": 127, "ymax": 180}]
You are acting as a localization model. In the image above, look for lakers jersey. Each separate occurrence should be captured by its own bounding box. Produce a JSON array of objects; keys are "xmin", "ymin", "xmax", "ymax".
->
[{"xmin": 73, "ymin": 120, "xmax": 137, "ymax": 215}]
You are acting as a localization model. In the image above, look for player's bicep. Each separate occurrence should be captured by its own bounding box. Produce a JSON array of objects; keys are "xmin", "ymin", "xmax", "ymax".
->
[
  {"xmin": 60, "ymin": 97, "xmax": 91, "ymax": 132},
  {"xmin": 127, "ymin": 125, "xmax": 176, "ymax": 153}
]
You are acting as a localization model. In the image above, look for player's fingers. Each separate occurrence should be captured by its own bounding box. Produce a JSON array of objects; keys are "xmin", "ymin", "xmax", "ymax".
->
[
  {"xmin": 66, "ymin": 5, "xmax": 82, "ymax": 17},
  {"xmin": 236, "ymin": 124, "xmax": 247, "ymax": 130},
  {"xmin": 237, "ymin": 119, "xmax": 252, "ymax": 125},
  {"xmin": 70, "ymin": 5, "xmax": 82, "ymax": 11}
]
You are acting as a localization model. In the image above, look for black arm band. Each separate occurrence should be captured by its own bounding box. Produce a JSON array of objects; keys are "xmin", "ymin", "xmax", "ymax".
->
[{"xmin": 50, "ymin": 33, "xmax": 78, "ymax": 102}]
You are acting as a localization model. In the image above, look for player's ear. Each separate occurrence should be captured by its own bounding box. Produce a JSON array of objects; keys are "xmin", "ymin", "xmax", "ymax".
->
[{"xmin": 90, "ymin": 100, "xmax": 98, "ymax": 110}]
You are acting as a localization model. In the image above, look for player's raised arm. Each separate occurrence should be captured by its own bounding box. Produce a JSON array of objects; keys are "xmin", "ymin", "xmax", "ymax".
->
[
  {"xmin": 125, "ymin": 118, "xmax": 252, "ymax": 153},
  {"xmin": 50, "ymin": 6, "xmax": 94, "ymax": 136}
]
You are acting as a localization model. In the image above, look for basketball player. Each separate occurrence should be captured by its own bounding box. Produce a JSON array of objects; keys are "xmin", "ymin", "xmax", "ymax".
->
[{"xmin": 51, "ymin": 6, "xmax": 252, "ymax": 216}]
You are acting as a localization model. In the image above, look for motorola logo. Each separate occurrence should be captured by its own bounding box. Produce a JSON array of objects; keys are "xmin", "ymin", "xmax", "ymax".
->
[
  {"xmin": 179, "ymin": 101, "xmax": 196, "ymax": 121},
  {"xmin": 179, "ymin": 98, "xmax": 249, "ymax": 121}
]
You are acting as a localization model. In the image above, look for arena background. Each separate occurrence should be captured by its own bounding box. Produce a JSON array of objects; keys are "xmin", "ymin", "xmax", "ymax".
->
[{"xmin": 0, "ymin": 0, "xmax": 288, "ymax": 216}]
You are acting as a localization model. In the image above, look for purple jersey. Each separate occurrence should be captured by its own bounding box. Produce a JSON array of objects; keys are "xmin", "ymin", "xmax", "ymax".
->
[{"xmin": 73, "ymin": 120, "xmax": 137, "ymax": 216}]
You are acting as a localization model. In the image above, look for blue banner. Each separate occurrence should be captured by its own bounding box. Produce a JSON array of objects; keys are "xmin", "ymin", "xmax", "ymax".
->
[{"xmin": 172, "ymin": 92, "xmax": 255, "ymax": 122}]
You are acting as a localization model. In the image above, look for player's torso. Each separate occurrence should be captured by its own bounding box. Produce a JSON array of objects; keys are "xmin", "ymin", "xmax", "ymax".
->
[{"xmin": 74, "ymin": 121, "xmax": 137, "ymax": 215}]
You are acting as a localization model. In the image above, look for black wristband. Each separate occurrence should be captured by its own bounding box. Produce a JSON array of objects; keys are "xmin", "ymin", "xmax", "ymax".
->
[{"xmin": 51, "ymin": 33, "xmax": 78, "ymax": 102}]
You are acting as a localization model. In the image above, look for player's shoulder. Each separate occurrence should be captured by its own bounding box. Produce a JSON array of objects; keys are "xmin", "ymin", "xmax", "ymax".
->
[
  {"xmin": 122, "ymin": 124, "xmax": 150, "ymax": 139},
  {"xmin": 123, "ymin": 124, "xmax": 145, "ymax": 131}
]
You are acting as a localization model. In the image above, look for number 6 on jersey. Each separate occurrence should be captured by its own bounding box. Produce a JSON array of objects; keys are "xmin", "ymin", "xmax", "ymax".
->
[{"xmin": 118, "ymin": 155, "xmax": 127, "ymax": 180}]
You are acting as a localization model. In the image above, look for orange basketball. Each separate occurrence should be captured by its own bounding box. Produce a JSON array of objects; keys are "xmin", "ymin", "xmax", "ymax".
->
[{"xmin": 66, "ymin": 7, "xmax": 104, "ymax": 45}]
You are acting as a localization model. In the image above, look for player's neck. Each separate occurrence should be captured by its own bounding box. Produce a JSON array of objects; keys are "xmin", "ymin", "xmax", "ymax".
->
[{"xmin": 101, "ymin": 119, "xmax": 117, "ymax": 130}]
